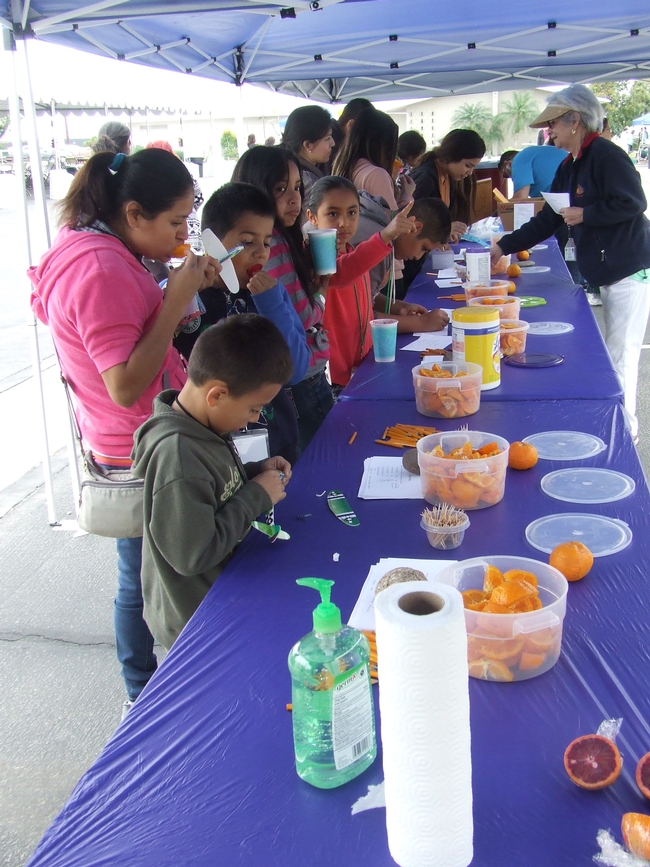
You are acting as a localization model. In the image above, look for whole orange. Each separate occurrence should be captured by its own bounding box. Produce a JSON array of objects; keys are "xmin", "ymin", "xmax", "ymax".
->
[
  {"xmin": 549, "ymin": 541, "xmax": 594, "ymax": 582},
  {"xmin": 507, "ymin": 281, "xmax": 517, "ymax": 294},
  {"xmin": 622, "ymin": 813, "xmax": 650, "ymax": 861},
  {"xmin": 507, "ymin": 263, "xmax": 522, "ymax": 278},
  {"xmin": 517, "ymin": 250, "xmax": 530, "ymax": 261},
  {"xmin": 508, "ymin": 441, "xmax": 538, "ymax": 470}
]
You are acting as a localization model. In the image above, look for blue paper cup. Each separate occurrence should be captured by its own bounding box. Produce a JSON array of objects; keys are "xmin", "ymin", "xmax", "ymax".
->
[
  {"xmin": 370, "ymin": 318, "xmax": 398, "ymax": 363},
  {"xmin": 308, "ymin": 229, "xmax": 338, "ymax": 275}
]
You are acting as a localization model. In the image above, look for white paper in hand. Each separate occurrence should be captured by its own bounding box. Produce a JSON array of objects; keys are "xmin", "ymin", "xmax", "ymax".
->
[
  {"xmin": 201, "ymin": 228, "xmax": 239, "ymax": 294},
  {"xmin": 541, "ymin": 192, "xmax": 570, "ymax": 214}
]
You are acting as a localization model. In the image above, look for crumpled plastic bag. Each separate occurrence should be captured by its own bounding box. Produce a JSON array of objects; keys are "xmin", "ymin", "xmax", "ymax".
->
[{"xmin": 593, "ymin": 829, "xmax": 649, "ymax": 866}]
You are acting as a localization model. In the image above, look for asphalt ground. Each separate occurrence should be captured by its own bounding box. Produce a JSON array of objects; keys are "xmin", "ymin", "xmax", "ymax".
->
[{"xmin": 1, "ymin": 181, "xmax": 649, "ymax": 867}]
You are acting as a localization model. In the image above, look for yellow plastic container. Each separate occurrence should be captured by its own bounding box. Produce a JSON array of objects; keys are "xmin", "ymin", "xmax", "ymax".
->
[{"xmin": 452, "ymin": 307, "xmax": 501, "ymax": 391}]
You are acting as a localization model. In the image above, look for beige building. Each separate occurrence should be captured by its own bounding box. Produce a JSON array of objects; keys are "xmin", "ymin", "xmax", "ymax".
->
[{"xmin": 386, "ymin": 88, "xmax": 552, "ymax": 153}]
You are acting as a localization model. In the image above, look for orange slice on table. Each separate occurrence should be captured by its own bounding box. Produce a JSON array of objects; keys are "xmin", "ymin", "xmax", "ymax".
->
[
  {"xmin": 635, "ymin": 751, "xmax": 650, "ymax": 800},
  {"xmin": 563, "ymin": 734, "xmax": 622, "ymax": 790},
  {"xmin": 622, "ymin": 813, "xmax": 650, "ymax": 861}
]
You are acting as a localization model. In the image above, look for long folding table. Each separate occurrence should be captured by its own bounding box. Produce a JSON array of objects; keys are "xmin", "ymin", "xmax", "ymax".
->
[
  {"xmin": 27, "ymin": 393, "xmax": 650, "ymax": 867},
  {"xmin": 342, "ymin": 241, "xmax": 623, "ymax": 404}
]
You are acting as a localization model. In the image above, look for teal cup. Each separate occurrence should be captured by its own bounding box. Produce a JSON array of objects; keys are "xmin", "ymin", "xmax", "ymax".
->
[
  {"xmin": 308, "ymin": 229, "xmax": 338, "ymax": 275},
  {"xmin": 370, "ymin": 318, "xmax": 398, "ymax": 363}
]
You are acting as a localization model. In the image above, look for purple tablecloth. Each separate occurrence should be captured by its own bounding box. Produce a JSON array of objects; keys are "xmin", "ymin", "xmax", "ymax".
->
[
  {"xmin": 27, "ymin": 397, "xmax": 650, "ymax": 867},
  {"xmin": 342, "ymin": 241, "xmax": 623, "ymax": 403}
]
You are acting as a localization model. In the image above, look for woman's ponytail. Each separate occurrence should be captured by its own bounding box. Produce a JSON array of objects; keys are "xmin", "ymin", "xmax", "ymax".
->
[{"xmin": 58, "ymin": 149, "xmax": 193, "ymax": 229}]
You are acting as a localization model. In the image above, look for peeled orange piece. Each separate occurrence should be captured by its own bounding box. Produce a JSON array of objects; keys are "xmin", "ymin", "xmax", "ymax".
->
[
  {"xmin": 622, "ymin": 813, "xmax": 650, "ymax": 861},
  {"xmin": 483, "ymin": 565, "xmax": 504, "ymax": 595},
  {"xmin": 468, "ymin": 658, "xmax": 514, "ymax": 682},
  {"xmin": 461, "ymin": 589, "xmax": 485, "ymax": 608},
  {"xmin": 563, "ymin": 734, "xmax": 622, "ymax": 790},
  {"xmin": 490, "ymin": 578, "xmax": 537, "ymax": 608},
  {"xmin": 503, "ymin": 569, "xmax": 538, "ymax": 589}
]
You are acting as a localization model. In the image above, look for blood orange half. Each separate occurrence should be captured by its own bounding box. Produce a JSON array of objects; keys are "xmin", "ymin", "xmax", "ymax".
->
[
  {"xmin": 563, "ymin": 734, "xmax": 622, "ymax": 790},
  {"xmin": 636, "ymin": 751, "xmax": 650, "ymax": 800}
]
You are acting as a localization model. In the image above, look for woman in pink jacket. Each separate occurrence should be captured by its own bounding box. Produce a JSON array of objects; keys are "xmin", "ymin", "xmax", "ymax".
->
[{"xmin": 29, "ymin": 148, "xmax": 218, "ymax": 715}]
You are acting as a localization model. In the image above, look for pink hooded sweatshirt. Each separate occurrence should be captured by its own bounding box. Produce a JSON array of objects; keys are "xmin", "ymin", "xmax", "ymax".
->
[{"xmin": 29, "ymin": 228, "xmax": 186, "ymax": 458}]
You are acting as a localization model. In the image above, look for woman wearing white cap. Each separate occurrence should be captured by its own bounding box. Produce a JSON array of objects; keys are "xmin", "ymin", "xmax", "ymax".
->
[{"xmin": 492, "ymin": 84, "xmax": 650, "ymax": 441}]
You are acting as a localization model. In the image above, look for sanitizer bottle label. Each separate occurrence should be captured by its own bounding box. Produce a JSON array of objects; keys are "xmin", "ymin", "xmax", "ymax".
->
[{"xmin": 331, "ymin": 663, "xmax": 374, "ymax": 770}]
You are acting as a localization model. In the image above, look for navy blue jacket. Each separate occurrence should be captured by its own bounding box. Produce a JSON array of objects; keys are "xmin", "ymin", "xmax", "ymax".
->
[{"xmin": 499, "ymin": 134, "xmax": 650, "ymax": 287}]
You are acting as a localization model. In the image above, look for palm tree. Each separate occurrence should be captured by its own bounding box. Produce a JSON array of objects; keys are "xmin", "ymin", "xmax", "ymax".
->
[
  {"xmin": 484, "ymin": 114, "xmax": 507, "ymax": 153},
  {"xmin": 451, "ymin": 102, "xmax": 492, "ymax": 140},
  {"xmin": 500, "ymin": 92, "xmax": 540, "ymax": 146}
]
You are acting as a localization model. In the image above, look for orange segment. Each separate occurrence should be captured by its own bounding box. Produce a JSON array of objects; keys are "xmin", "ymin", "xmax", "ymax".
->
[
  {"xmin": 503, "ymin": 569, "xmax": 538, "ymax": 589},
  {"xmin": 468, "ymin": 658, "xmax": 514, "ymax": 682},
  {"xmin": 490, "ymin": 578, "xmax": 537, "ymax": 607},
  {"xmin": 483, "ymin": 565, "xmax": 504, "ymax": 595},
  {"xmin": 622, "ymin": 814, "xmax": 650, "ymax": 861},
  {"xmin": 519, "ymin": 651, "xmax": 545, "ymax": 670},
  {"xmin": 461, "ymin": 589, "xmax": 486, "ymax": 608}
]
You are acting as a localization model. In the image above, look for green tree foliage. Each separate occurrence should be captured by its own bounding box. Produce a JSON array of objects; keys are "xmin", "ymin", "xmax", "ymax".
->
[
  {"xmin": 500, "ymin": 92, "xmax": 540, "ymax": 144},
  {"xmin": 590, "ymin": 81, "xmax": 650, "ymax": 136},
  {"xmin": 450, "ymin": 102, "xmax": 505, "ymax": 152},
  {"xmin": 0, "ymin": 116, "xmax": 9, "ymax": 139},
  {"xmin": 221, "ymin": 130, "xmax": 238, "ymax": 160}
]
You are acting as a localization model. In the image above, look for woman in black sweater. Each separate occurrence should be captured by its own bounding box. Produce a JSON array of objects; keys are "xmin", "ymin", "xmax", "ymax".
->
[{"xmin": 493, "ymin": 84, "xmax": 650, "ymax": 441}]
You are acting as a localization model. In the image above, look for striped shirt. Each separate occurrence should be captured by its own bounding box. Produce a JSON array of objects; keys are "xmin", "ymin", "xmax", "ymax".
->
[{"xmin": 265, "ymin": 229, "xmax": 329, "ymax": 374}]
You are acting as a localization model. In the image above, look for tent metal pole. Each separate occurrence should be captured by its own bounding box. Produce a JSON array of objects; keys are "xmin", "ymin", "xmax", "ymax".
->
[{"xmin": 6, "ymin": 30, "xmax": 59, "ymax": 524}]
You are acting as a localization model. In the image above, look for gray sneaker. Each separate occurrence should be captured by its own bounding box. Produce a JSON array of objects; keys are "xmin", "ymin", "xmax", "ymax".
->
[{"xmin": 586, "ymin": 293, "xmax": 602, "ymax": 306}]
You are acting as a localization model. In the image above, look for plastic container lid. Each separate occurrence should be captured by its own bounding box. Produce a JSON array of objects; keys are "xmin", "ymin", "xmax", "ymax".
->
[
  {"xmin": 526, "ymin": 513, "xmax": 632, "ymax": 557},
  {"xmin": 527, "ymin": 321, "xmax": 575, "ymax": 335},
  {"xmin": 518, "ymin": 296, "xmax": 547, "ymax": 307},
  {"xmin": 523, "ymin": 430, "xmax": 606, "ymax": 460},
  {"xmin": 541, "ymin": 468, "xmax": 635, "ymax": 503},
  {"xmin": 531, "ymin": 244, "xmax": 548, "ymax": 250},
  {"xmin": 452, "ymin": 307, "xmax": 500, "ymax": 324},
  {"xmin": 503, "ymin": 353, "xmax": 564, "ymax": 368},
  {"xmin": 520, "ymin": 265, "xmax": 551, "ymax": 273}
]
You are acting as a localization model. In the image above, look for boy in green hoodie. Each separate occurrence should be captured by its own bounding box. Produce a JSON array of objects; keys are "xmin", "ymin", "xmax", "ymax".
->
[{"xmin": 132, "ymin": 314, "xmax": 294, "ymax": 650}]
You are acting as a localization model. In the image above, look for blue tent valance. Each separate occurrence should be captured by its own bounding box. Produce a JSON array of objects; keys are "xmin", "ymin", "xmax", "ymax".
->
[{"xmin": 2, "ymin": 1, "xmax": 650, "ymax": 102}]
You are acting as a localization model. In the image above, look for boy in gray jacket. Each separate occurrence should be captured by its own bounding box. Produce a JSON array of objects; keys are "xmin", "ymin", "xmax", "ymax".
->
[{"xmin": 132, "ymin": 314, "xmax": 293, "ymax": 650}]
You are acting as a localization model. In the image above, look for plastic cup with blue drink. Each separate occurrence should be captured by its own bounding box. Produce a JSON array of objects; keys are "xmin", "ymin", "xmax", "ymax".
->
[
  {"xmin": 307, "ymin": 228, "xmax": 338, "ymax": 275},
  {"xmin": 370, "ymin": 318, "xmax": 399, "ymax": 363}
]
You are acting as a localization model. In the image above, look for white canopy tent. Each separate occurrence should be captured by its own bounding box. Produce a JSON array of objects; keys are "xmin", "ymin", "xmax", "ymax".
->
[{"xmin": 2, "ymin": 0, "xmax": 650, "ymax": 523}]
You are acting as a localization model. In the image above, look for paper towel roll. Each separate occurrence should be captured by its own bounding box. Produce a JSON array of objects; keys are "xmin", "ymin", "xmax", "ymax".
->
[{"xmin": 375, "ymin": 581, "xmax": 472, "ymax": 867}]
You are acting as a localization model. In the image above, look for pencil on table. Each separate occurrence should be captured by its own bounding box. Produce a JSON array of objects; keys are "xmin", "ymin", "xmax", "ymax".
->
[{"xmin": 348, "ymin": 431, "xmax": 358, "ymax": 445}]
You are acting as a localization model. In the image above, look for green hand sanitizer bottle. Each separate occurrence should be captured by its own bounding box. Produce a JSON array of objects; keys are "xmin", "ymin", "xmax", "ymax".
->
[{"xmin": 288, "ymin": 577, "xmax": 376, "ymax": 788}]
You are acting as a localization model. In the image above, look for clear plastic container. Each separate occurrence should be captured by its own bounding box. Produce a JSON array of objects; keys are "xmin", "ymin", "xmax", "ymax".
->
[
  {"xmin": 437, "ymin": 555, "xmax": 568, "ymax": 681},
  {"xmin": 412, "ymin": 361, "xmax": 482, "ymax": 418},
  {"xmin": 500, "ymin": 320, "xmax": 529, "ymax": 357},
  {"xmin": 429, "ymin": 249, "xmax": 456, "ymax": 270},
  {"xmin": 420, "ymin": 513, "xmax": 470, "ymax": 549},
  {"xmin": 416, "ymin": 431, "xmax": 510, "ymax": 510},
  {"xmin": 469, "ymin": 295, "xmax": 521, "ymax": 321},
  {"xmin": 462, "ymin": 279, "xmax": 511, "ymax": 301}
]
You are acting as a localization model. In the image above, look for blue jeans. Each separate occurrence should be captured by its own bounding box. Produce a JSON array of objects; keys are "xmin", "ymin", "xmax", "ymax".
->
[
  {"xmin": 288, "ymin": 369, "xmax": 334, "ymax": 456},
  {"xmin": 115, "ymin": 536, "xmax": 157, "ymax": 701}
]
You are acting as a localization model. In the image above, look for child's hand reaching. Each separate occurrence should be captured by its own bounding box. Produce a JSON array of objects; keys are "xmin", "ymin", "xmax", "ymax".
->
[
  {"xmin": 380, "ymin": 201, "xmax": 418, "ymax": 245},
  {"xmin": 449, "ymin": 221, "xmax": 467, "ymax": 244}
]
